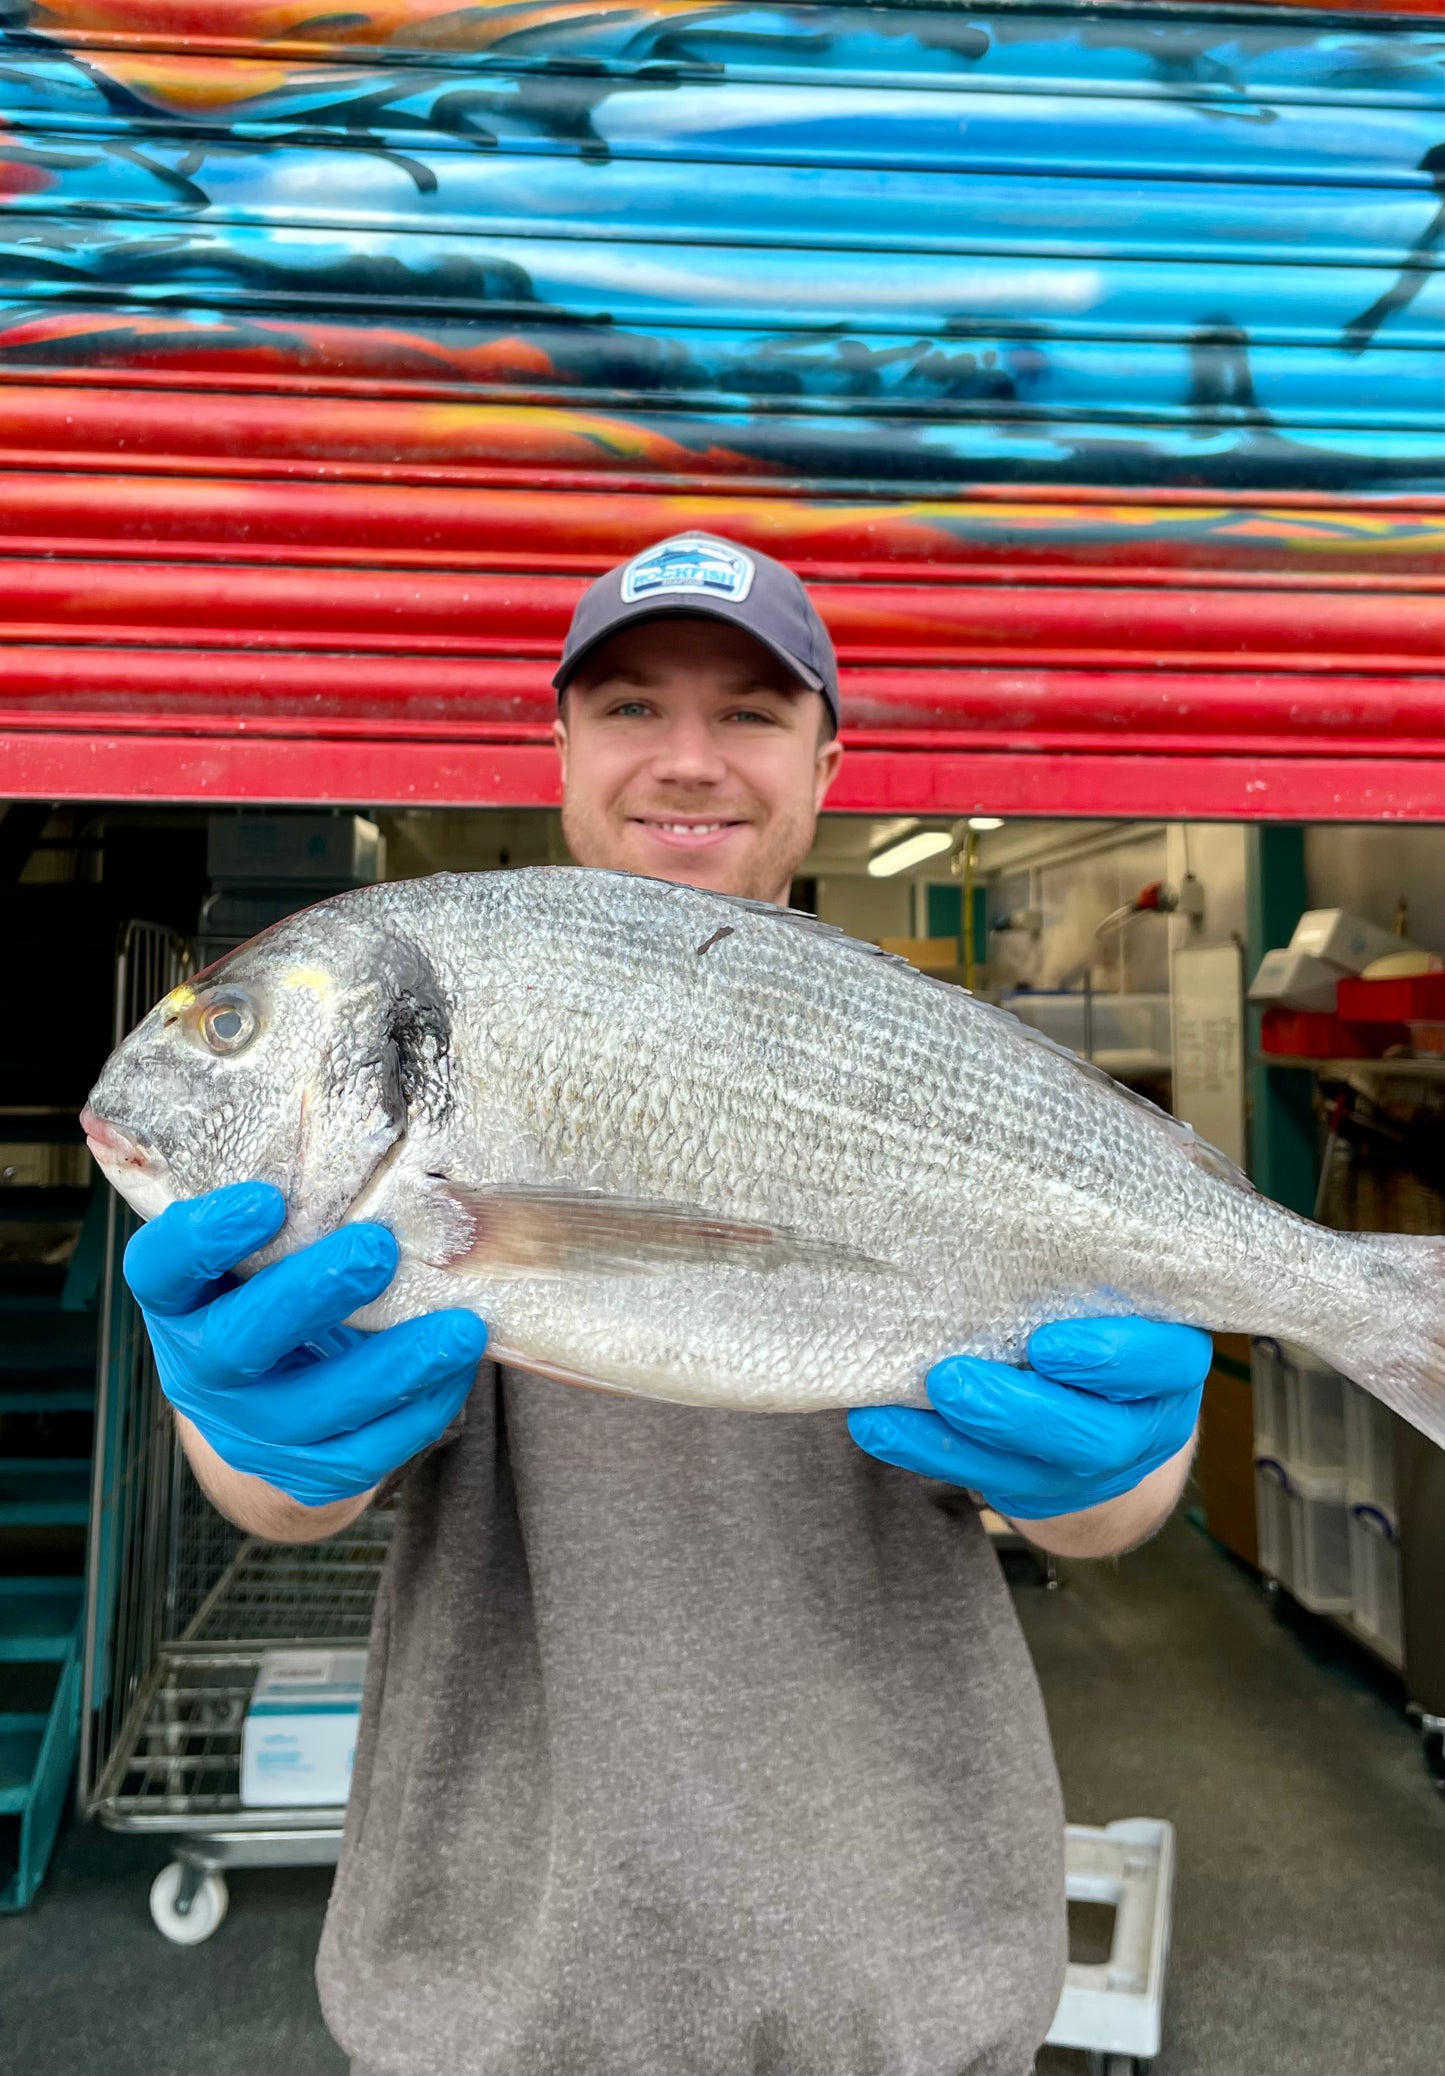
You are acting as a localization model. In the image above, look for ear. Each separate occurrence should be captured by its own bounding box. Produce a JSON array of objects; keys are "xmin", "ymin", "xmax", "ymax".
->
[{"xmin": 813, "ymin": 733, "xmax": 844, "ymax": 812}]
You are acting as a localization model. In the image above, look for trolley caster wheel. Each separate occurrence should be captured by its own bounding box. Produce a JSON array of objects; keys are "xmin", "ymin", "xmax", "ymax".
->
[{"xmin": 149, "ymin": 1862, "xmax": 229, "ymax": 1945}]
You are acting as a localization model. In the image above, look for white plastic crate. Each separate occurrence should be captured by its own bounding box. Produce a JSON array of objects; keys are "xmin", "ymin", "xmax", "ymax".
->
[
  {"xmin": 1281, "ymin": 1342, "xmax": 1348, "ymax": 1477},
  {"xmin": 1251, "ymin": 1340, "xmax": 1289, "ymax": 1459},
  {"xmin": 1254, "ymin": 1458, "xmax": 1293, "ymax": 1588},
  {"xmin": 1288, "ymin": 1467, "xmax": 1354, "ymax": 1614},
  {"xmin": 1254, "ymin": 1457, "xmax": 1352, "ymax": 1613},
  {"xmin": 1046, "ymin": 1818, "xmax": 1176, "ymax": 2063},
  {"xmin": 1345, "ymin": 1385, "xmax": 1397, "ymax": 1517},
  {"xmin": 1349, "ymin": 1506, "xmax": 1404, "ymax": 1667}
]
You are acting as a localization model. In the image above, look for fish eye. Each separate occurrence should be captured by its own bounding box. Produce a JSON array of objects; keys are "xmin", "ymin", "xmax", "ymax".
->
[{"xmin": 198, "ymin": 991, "xmax": 258, "ymax": 1056}]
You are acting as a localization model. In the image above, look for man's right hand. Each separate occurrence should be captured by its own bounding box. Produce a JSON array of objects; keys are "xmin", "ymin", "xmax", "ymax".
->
[{"xmin": 124, "ymin": 1182, "xmax": 488, "ymax": 1510}]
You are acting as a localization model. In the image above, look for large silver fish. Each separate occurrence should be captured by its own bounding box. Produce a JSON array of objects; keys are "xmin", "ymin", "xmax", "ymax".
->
[{"xmin": 83, "ymin": 867, "xmax": 1444, "ymax": 1439}]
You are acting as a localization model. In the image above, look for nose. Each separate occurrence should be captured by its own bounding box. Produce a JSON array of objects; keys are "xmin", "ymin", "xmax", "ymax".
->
[
  {"xmin": 80, "ymin": 1106, "xmax": 150, "ymax": 1167},
  {"xmin": 648, "ymin": 708, "xmax": 729, "ymax": 786}
]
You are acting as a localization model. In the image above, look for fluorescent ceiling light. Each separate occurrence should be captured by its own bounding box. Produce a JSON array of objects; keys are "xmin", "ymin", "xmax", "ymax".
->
[
  {"xmin": 867, "ymin": 829, "xmax": 952, "ymax": 877},
  {"xmin": 967, "ymin": 816, "xmax": 1005, "ymax": 832}
]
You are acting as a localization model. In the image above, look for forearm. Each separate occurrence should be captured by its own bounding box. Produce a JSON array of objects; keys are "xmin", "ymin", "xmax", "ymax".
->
[
  {"xmin": 173, "ymin": 1412, "xmax": 376, "ymax": 1544},
  {"xmin": 1005, "ymin": 1424, "xmax": 1198, "ymax": 1559}
]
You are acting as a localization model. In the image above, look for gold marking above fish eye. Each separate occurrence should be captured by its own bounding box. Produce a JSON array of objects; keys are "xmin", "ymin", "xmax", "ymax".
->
[
  {"xmin": 161, "ymin": 985, "xmax": 196, "ymax": 1019},
  {"xmin": 279, "ymin": 966, "xmax": 336, "ymax": 997}
]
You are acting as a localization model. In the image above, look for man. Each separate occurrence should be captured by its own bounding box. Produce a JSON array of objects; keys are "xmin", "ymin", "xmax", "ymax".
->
[{"xmin": 125, "ymin": 533, "xmax": 1206, "ymax": 2076}]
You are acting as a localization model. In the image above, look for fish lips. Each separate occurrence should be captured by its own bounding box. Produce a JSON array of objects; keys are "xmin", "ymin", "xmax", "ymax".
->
[{"xmin": 80, "ymin": 1105, "xmax": 176, "ymax": 1221}]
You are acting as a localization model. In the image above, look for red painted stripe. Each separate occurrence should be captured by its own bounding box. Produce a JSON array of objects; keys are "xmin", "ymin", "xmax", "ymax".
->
[
  {"xmin": 0, "ymin": 386, "xmax": 774, "ymax": 485},
  {"xmin": 4, "ymin": 533, "xmax": 1430, "ymax": 594},
  {"xmin": 24, "ymin": 0, "xmax": 1443, "ymax": 69},
  {"xmin": 0, "ymin": 561, "xmax": 1434, "ymax": 665},
  {"xmin": 1, "ymin": 476, "xmax": 1437, "ymax": 578},
  {"xmin": 2, "ymin": 733, "xmax": 1436, "ymax": 822},
  {"xmin": 2, "ymin": 361, "xmax": 1445, "ymax": 467},
  {"xmin": 1, "ymin": 375, "xmax": 1438, "ymax": 519},
  {"xmin": 0, "ymin": 651, "xmax": 1438, "ymax": 750},
  {"xmin": 0, "ymin": 394, "xmax": 1428, "ymax": 532},
  {"xmin": 1, "ymin": 711, "xmax": 1433, "ymax": 768}
]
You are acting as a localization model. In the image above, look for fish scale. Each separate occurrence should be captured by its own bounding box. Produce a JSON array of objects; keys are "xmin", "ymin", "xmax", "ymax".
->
[{"xmin": 84, "ymin": 867, "xmax": 1445, "ymax": 1439}]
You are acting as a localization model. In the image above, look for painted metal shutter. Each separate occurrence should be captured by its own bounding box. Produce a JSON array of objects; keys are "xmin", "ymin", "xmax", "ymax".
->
[{"xmin": 0, "ymin": 1, "xmax": 1439, "ymax": 818}]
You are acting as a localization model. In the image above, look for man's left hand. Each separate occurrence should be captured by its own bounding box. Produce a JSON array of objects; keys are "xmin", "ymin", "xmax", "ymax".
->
[{"xmin": 846, "ymin": 1317, "xmax": 1210, "ymax": 1521}]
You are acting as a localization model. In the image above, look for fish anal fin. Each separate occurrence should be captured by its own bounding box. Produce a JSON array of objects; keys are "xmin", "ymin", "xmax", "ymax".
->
[
  {"xmin": 488, "ymin": 1340, "xmax": 639, "ymax": 1397},
  {"xmin": 428, "ymin": 1185, "xmax": 877, "ymax": 1278}
]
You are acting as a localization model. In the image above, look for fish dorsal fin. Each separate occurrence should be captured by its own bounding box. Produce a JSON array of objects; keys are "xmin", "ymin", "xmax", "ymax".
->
[{"xmin": 1181, "ymin": 1137, "xmax": 1257, "ymax": 1192}]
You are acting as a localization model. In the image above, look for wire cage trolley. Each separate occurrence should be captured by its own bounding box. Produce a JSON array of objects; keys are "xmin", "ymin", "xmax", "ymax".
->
[{"xmin": 78, "ymin": 921, "xmax": 390, "ymax": 1943}]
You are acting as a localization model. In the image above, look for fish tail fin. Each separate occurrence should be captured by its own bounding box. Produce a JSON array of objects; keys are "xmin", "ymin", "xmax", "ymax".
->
[{"xmin": 1319, "ymin": 1234, "xmax": 1445, "ymax": 1447}]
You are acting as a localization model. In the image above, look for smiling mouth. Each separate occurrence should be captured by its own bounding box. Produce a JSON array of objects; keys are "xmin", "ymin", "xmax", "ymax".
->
[{"xmin": 631, "ymin": 817, "xmax": 751, "ymax": 840}]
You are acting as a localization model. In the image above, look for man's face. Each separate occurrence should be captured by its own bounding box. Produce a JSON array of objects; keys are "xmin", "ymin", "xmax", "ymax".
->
[{"xmin": 554, "ymin": 616, "xmax": 843, "ymax": 904}]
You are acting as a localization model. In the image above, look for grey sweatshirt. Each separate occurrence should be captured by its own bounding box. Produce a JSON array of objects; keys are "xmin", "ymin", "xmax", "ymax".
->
[{"xmin": 316, "ymin": 1365, "xmax": 1067, "ymax": 2076}]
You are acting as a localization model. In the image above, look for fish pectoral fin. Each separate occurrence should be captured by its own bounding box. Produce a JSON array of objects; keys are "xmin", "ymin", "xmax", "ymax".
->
[{"xmin": 426, "ymin": 1185, "xmax": 873, "ymax": 1278}]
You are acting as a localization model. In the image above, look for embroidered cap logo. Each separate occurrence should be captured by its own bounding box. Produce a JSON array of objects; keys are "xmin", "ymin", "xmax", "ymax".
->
[{"xmin": 619, "ymin": 537, "xmax": 757, "ymax": 607}]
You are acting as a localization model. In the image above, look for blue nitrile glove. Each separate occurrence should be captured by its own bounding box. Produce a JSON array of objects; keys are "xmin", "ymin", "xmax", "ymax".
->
[
  {"xmin": 847, "ymin": 1318, "xmax": 1209, "ymax": 1520},
  {"xmin": 124, "ymin": 1182, "xmax": 488, "ymax": 1509}
]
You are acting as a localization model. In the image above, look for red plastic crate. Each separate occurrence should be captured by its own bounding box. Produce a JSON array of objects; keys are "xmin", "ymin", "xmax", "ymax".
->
[
  {"xmin": 1336, "ymin": 972, "xmax": 1445, "ymax": 1022},
  {"xmin": 1260, "ymin": 1009, "xmax": 1408, "ymax": 1059}
]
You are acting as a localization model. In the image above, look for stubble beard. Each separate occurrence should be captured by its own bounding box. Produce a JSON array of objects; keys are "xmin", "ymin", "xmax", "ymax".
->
[{"xmin": 561, "ymin": 795, "xmax": 817, "ymax": 907}]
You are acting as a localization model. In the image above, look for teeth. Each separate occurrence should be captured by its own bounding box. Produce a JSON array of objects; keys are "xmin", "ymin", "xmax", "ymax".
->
[{"xmin": 655, "ymin": 822, "xmax": 726, "ymax": 834}]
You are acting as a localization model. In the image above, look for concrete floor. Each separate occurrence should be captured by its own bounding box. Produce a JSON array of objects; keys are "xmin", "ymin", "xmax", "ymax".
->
[
  {"xmin": 2, "ymin": 1512, "xmax": 1441, "ymax": 2076},
  {"xmin": 1025, "ymin": 1516, "xmax": 1444, "ymax": 2076}
]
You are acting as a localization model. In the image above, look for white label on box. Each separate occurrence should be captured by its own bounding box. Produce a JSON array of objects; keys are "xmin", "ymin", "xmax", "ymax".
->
[{"xmin": 240, "ymin": 1649, "xmax": 366, "ymax": 1809}]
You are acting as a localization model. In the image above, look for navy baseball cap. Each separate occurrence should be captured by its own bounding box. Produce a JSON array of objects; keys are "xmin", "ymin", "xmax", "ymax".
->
[{"xmin": 552, "ymin": 532, "xmax": 840, "ymax": 730}]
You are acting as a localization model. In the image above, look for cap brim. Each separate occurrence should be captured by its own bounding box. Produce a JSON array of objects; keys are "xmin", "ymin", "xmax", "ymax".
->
[{"xmin": 552, "ymin": 601, "xmax": 825, "ymax": 698}]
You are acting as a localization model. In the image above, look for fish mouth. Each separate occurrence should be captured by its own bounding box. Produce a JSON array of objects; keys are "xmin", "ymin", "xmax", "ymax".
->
[
  {"xmin": 79, "ymin": 1105, "xmax": 154, "ymax": 1171},
  {"xmin": 80, "ymin": 1105, "xmax": 175, "ymax": 1222}
]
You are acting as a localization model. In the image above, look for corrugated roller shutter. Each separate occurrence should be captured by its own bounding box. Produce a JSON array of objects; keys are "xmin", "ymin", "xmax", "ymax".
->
[{"xmin": 0, "ymin": 1, "xmax": 1439, "ymax": 817}]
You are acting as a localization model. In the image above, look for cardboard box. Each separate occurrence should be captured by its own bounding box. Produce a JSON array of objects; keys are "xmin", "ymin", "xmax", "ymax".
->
[
  {"xmin": 1288, "ymin": 908, "xmax": 1415, "ymax": 976},
  {"xmin": 1247, "ymin": 948, "xmax": 1341, "ymax": 1013},
  {"xmin": 240, "ymin": 1649, "xmax": 366, "ymax": 1809}
]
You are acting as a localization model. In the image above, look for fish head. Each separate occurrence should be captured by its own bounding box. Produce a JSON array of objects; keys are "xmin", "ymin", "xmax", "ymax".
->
[{"xmin": 82, "ymin": 905, "xmax": 451, "ymax": 1250}]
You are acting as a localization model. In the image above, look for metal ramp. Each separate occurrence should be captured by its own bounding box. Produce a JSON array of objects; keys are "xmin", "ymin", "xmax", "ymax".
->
[{"xmin": 1046, "ymin": 1818, "xmax": 1176, "ymax": 2076}]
